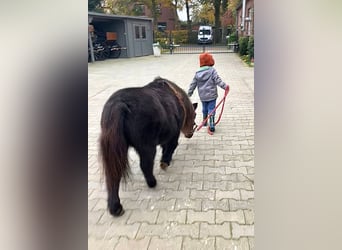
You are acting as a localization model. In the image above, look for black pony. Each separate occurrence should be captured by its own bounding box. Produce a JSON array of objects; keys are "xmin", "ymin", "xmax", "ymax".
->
[{"xmin": 99, "ymin": 77, "xmax": 197, "ymax": 216}]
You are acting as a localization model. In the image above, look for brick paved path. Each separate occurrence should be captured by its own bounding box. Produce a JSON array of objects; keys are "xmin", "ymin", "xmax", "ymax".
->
[{"xmin": 88, "ymin": 53, "xmax": 254, "ymax": 249}]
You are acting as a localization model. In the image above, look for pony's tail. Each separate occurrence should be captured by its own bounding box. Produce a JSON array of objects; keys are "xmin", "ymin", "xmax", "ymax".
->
[{"xmin": 99, "ymin": 104, "xmax": 129, "ymax": 193}]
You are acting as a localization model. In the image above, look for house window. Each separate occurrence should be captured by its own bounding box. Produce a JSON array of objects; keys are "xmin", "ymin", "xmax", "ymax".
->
[
  {"xmin": 157, "ymin": 22, "xmax": 167, "ymax": 32},
  {"xmin": 133, "ymin": 4, "xmax": 145, "ymax": 16}
]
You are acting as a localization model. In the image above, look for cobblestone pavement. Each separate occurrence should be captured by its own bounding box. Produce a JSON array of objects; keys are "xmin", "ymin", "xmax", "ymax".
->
[{"xmin": 88, "ymin": 53, "xmax": 254, "ymax": 249}]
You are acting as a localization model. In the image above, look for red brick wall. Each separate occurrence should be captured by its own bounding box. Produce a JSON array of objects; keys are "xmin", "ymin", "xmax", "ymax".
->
[{"xmin": 237, "ymin": 0, "xmax": 254, "ymax": 37}]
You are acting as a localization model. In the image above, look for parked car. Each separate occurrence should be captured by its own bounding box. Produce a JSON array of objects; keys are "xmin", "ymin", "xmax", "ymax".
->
[{"xmin": 197, "ymin": 26, "xmax": 213, "ymax": 44}]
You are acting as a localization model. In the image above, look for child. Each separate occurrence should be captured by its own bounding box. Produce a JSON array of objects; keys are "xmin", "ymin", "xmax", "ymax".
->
[{"xmin": 188, "ymin": 53, "xmax": 229, "ymax": 132}]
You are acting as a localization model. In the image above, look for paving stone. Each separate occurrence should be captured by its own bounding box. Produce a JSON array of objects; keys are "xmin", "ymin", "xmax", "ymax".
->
[
  {"xmin": 231, "ymin": 223, "xmax": 254, "ymax": 239},
  {"xmin": 178, "ymin": 180, "xmax": 203, "ymax": 190},
  {"xmin": 175, "ymin": 198, "xmax": 202, "ymax": 211},
  {"xmin": 216, "ymin": 210, "xmax": 245, "ymax": 224},
  {"xmin": 148, "ymin": 199, "xmax": 176, "ymax": 211},
  {"xmin": 248, "ymin": 237, "xmax": 254, "ymax": 249},
  {"xmin": 187, "ymin": 210, "xmax": 215, "ymax": 224},
  {"xmin": 93, "ymin": 198, "xmax": 107, "ymax": 211},
  {"xmin": 106, "ymin": 223, "xmax": 141, "ymax": 239},
  {"xmin": 227, "ymin": 181, "xmax": 253, "ymax": 191},
  {"xmin": 240, "ymin": 190, "xmax": 254, "ymax": 200},
  {"xmin": 127, "ymin": 210, "xmax": 159, "ymax": 224},
  {"xmin": 216, "ymin": 190, "xmax": 240, "ymax": 200},
  {"xmin": 88, "ymin": 236, "xmax": 118, "ymax": 250},
  {"xmin": 88, "ymin": 210, "xmax": 105, "ymax": 225},
  {"xmin": 163, "ymin": 189, "xmax": 190, "ymax": 199},
  {"xmin": 204, "ymin": 154, "xmax": 224, "ymax": 161},
  {"xmin": 203, "ymin": 180, "xmax": 227, "ymax": 190},
  {"xmin": 225, "ymin": 167, "xmax": 248, "ymax": 175},
  {"xmin": 157, "ymin": 210, "xmax": 187, "ymax": 224},
  {"xmin": 115, "ymin": 237, "xmax": 150, "ymax": 250},
  {"xmin": 88, "ymin": 199, "xmax": 99, "ymax": 211},
  {"xmin": 229, "ymin": 199, "xmax": 254, "ymax": 211},
  {"xmin": 99, "ymin": 210, "xmax": 130, "ymax": 225},
  {"xmin": 185, "ymin": 154, "xmax": 204, "ymax": 161},
  {"xmin": 244, "ymin": 210, "xmax": 254, "ymax": 225},
  {"xmin": 182, "ymin": 165, "xmax": 204, "ymax": 174},
  {"xmin": 190, "ymin": 189, "xmax": 215, "ymax": 200},
  {"xmin": 216, "ymin": 237, "xmax": 250, "ymax": 250},
  {"xmin": 202, "ymin": 199, "xmax": 229, "ymax": 211},
  {"xmin": 182, "ymin": 237, "xmax": 215, "ymax": 250},
  {"xmin": 148, "ymin": 236, "xmax": 183, "ymax": 250},
  {"xmin": 122, "ymin": 199, "xmax": 150, "ymax": 210},
  {"xmin": 137, "ymin": 222, "xmax": 199, "ymax": 239},
  {"xmin": 204, "ymin": 166, "xmax": 225, "ymax": 174},
  {"xmin": 200, "ymin": 222, "xmax": 231, "ymax": 239},
  {"xmin": 192, "ymin": 173, "xmax": 216, "ymax": 181}
]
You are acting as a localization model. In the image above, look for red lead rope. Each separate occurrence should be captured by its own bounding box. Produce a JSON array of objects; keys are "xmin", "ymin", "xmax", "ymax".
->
[{"xmin": 196, "ymin": 86, "xmax": 230, "ymax": 134}]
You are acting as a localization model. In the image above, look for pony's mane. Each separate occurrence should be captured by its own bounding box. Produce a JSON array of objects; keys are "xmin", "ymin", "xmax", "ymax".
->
[{"xmin": 153, "ymin": 77, "xmax": 194, "ymax": 132}]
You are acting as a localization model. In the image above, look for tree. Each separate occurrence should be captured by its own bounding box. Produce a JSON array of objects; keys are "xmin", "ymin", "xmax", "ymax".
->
[
  {"xmin": 192, "ymin": 2, "xmax": 214, "ymax": 25},
  {"xmin": 88, "ymin": 0, "xmax": 102, "ymax": 11}
]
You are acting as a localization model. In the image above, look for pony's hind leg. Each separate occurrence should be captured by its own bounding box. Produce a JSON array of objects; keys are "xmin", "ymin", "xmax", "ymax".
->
[
  {"xmin": 137, "ymin": 146, "xmax": 157, "ymax": 188},
  {"xmin": 160, "ymin": 136, "xmax": 179, "ymax": 170},
  {"xmin": 108, "ymin": 178, "xmax": 124, "ymax": 216}
]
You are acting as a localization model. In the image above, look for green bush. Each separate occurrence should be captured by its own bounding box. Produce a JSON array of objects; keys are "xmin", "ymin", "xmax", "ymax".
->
[
  {"xmin": 154, "ymin": 31, "xmax": 169, "ymax": 48},
  {"xmin": 248, "ymin": 36, "xmax": 254, "ymax": 60},
  {"xmin": 238, "ymin": 36, "xmax": 249, "ymax": 56},
  {"xmin": 171, "ymin": 30, "xmax": 189, "ymax": 44},
  {"xmin": 154, "ymin": 30, "xmax": 191, "ymax": 46},
  {"xmin": 227, "ymin": 32, "xmax": 238, "ymax": 44}
]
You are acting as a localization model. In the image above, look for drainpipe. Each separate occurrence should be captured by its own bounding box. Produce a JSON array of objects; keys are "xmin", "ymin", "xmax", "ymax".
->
[
  {"xmin": 241, "ymin": 0, "xmax": 246, "ymax": 31},
  {"xmin": 88, "ymin": 16, "xmax": 95, "ymax": 63}
]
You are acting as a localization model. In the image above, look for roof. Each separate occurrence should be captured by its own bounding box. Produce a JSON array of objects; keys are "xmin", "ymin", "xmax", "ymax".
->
[{"xmin": 88, "ymin": 11, "xmax": 153, "ymax": 22}]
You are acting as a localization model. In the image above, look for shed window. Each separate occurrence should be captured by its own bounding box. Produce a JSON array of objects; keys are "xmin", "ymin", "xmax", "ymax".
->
[
  {"xmin": 135, "ymin": 26, "xmax": 140, "ymax": 39},
  {"xmin": 141, "ymin": 26, "xmax": 146, "ymax": 39}
]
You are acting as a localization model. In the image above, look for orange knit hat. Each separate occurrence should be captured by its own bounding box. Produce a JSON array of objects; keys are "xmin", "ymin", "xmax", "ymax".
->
[{"xmin": 199, "ymin": 53, "xmax": 215, "ymax": 67}]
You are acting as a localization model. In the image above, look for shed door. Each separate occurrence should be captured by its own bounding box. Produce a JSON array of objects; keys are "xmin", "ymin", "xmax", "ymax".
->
[{"xmin": 133, "ymin": 24, "xmax": 147, "ymax": 56}]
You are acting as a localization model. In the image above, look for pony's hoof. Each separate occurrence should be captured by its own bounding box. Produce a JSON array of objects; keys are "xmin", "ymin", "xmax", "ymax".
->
[
  {"xmin": 109, "ymin": 204, "xmax": 125, "ymax": 217},
  {"xmin": 147, "ymin": 177, "xmax": 157, "ymax": 188},
  {"xmin": 160, "ymin": 162, "xmax": 169, "ymax": 170}
]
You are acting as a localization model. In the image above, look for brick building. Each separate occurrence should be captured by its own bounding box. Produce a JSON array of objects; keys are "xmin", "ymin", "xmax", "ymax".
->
[
  {"xmin": 132, "ymin": 3, "xmax": 178, "ymax": 31},
  {"xmin": 236, "ymin": 0, "xmax": 254, "ymax": 37}
]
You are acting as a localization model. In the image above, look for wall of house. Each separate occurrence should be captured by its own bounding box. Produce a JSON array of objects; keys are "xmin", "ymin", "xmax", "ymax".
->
[
  {"xmin": 236, "ymin": 0, "xmax": 254, "ymax": 37},
  {"xmin": 158, "ymin": 7, "xmax": 176, "ymax": 30}
]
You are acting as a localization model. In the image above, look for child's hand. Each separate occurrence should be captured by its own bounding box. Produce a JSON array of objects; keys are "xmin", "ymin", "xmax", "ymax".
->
[{"xmin": 225, "ymin": 85, "xmax": 230, "ymax": 94}]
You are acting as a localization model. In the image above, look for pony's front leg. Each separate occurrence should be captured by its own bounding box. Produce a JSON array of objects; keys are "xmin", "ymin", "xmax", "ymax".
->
[
  {"xmin": 160, "ymin": 136, "xmax": 179, "ymax": 170},
  {"xmin": 108, "ymin": 177, "xmax": 124, "ymax": 216},
  {"xmin": 138, "ymin": 146, "xmax": 157, "ymax": 188}
]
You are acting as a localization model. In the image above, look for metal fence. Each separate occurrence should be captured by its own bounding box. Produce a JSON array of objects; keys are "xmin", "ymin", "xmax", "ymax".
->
[
  {"xmin": 161, "ymin": 44, "xmax": 236, "ymax": 54},
  {"xmin": 155, "ymin": 30, "xmax": 236, "ymax": 55}
]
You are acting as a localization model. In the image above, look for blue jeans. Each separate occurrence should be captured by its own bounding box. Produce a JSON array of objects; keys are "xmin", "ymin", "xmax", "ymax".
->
[{"xmin": 202, "ymin": 99, "xmax": 216, "ymax": 116}]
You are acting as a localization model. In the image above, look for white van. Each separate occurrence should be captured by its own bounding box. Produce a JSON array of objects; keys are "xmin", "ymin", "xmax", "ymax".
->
[{"xmin": 197, "ymin": 26, "xmax": 213, "ymax": 44}]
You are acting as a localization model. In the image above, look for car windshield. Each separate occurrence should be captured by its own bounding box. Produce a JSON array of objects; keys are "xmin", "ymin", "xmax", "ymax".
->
[{"xmin": 199, "ymin": 30, "xmax": 211, "ymax": 35}]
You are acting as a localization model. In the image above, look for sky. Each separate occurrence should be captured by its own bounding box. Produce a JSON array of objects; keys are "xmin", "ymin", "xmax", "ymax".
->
[{"xmin": 177, "ymin": 9, "xmax": 191, "ymax": 21}]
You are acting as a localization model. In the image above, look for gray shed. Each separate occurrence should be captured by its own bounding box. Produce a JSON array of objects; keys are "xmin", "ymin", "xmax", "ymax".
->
[{"xmin": 88, "ymin": 12, "xmax": 153, "ymax": 58}]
